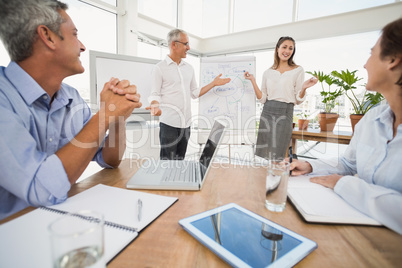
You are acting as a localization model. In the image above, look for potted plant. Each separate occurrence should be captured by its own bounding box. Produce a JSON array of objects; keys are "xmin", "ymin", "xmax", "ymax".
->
[
  {"xmin": 307, "ymin": 71, "xmax": 343, "ymax": 131},
  {"xmin": 297, "ymin": 112, "xmax": 310, "ymax": 130},
  {"xmin": 332, "ymin": 69, "xmax": 384, "ymax": 132}
]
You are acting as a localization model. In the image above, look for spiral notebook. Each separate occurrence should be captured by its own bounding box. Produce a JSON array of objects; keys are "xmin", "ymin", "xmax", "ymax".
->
[
  {"xmin": 287, "ymin": 176, "xmax": 381, "ymax": 225},
  {"xmin": 0, "ymin": 184, "xmax": 178, "ymax": 268}
]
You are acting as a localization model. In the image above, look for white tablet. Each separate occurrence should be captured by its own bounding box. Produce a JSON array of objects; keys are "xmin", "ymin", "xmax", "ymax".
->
[{"xmin": 179, "ymin": 203, "xmax": 317, "ymax": 268}]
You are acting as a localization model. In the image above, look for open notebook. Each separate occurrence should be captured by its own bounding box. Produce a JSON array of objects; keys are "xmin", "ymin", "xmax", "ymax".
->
[
  {"xmin": 0, "ymin": 184, "xmax": 177, "ymax": 267},
  {"xmin": 288, "ymin": 176, "xmax": 381, "ymax": 226}
]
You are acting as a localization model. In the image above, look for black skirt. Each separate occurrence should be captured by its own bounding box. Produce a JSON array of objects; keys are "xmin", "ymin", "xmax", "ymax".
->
[{"xmin": 255, "ymin": 100, "xmax": 294, "ymax": 159}]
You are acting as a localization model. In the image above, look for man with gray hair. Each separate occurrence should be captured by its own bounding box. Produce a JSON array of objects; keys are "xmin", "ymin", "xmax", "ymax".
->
[
  {"xmin": 146, "ymin": 29, "xmax": 230, "ymax": 160},
  {"xmin": 0, "ymin": 0, "xmax": 141, "ymax": 220}
]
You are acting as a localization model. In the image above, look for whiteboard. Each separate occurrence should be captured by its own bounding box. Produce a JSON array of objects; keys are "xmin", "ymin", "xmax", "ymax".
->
[
  {"xmin": 89, "ymin": 50, "xmax": 159, "ymax": 117},
  {"xmin": 198, "ymin": 56, "xmax": 256, "ymax": 144}
]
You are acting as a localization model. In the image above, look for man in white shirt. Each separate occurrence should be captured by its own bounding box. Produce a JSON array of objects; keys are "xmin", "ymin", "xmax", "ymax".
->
[{"xmin": 146, "ymin": 29, "xmax": 230, "ymax": 160}]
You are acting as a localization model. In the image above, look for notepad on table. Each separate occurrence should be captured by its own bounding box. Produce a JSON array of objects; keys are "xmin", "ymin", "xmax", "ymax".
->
[
  {"xmin": 0, "ymin": 184, "xmax": 178, "ymax": 268},
  {"xmin": 287, "ymin": 176, "xmax": 381, "ymax": 226}
]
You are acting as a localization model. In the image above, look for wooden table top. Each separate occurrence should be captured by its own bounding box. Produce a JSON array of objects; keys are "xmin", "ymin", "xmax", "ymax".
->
[
  {"xmin": 292, "ymin": 129, "xmax": 353, "ymax": 145},
  {"xmin": 2, "ymin": 159, "xmax": 401, "ymax": 267}
]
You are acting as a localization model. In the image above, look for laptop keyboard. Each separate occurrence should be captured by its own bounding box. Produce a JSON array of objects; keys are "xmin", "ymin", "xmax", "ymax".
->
[{"xmin": 161, "ymin": 161, "xmax": 198, "ymax": 183}]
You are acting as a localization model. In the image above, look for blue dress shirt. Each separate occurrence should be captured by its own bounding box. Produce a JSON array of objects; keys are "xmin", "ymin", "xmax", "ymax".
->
[
  {"xmin": 0, "ymin": 62, "xmax": 111, "ymax": 220},
  {"xmin": 309, "ymin": 104, "xmax": 402, "ymax": 234}
]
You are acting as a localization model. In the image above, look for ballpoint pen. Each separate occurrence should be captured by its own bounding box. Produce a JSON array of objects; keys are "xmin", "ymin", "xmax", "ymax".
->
[
  {"xmin": 137, "ymin": 199, "xmax": 142, "ymax": 222},
  {"xmin": 289, "ymin": 146, "xmax": 293, "ymax": 176}
]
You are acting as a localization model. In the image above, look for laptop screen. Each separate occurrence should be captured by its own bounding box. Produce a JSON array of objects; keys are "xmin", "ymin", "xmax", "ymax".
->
[{"xmin": 199, "ymin": 121, "xmax": 225, "ymax": 181}]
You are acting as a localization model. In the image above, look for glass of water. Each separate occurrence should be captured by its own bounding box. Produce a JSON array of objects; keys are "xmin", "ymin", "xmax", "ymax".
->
[
  {"xmin": 48, "ymin": 210, "xmax": 105, "ymax": 268},
  {"xmin": 265, "ymin": 159, "xmax": 290, "ymax": 212}
]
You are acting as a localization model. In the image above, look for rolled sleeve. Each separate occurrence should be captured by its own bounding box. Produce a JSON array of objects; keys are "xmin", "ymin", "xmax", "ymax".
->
[
  {"xmin": 190, "ymin": 74, "xmax": 201, "ymax": 99},
  {"xmin": 34, "ymin": 154, "xmax": 70, "ymax": 200},
  {"xmin": 259, "ymin": 74, "xmax": 268, "ymax": 104},
  {"xmin": 295, "ymin": 92, "xmax": 307, "ymax": 103},
  {"xmin": 148, "ymin": 95, "xmax": 161, "ymax": 104},
  {"xmin": 257, "ymin": 93, "xmax": 266, "ymax": 104},
  {"xmin": 148, "ymin": 65, "xmax": 163, "ymax": 104},
  {"xmin": 295, "ymin": 70, "xmax": 306, "ymax": 105},
  {"xmin": 93, "ymin": 147, "xmax": 114, "ymax": 169},
  {"xmin": 335, "ymin": 176, "xmax": 402, "ymax": 234},
  {"xmin": 309, "ymin": 158, "xmax": 347, "ymax": 175}
]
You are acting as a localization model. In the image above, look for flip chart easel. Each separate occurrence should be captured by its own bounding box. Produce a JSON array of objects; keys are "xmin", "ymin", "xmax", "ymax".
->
[{"xmin": 197, "ymin": 56, "xmax": 257, "ymax": 162}]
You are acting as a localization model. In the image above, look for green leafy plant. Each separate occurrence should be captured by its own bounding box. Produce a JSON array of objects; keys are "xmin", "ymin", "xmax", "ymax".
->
[
  {"xmin": 332, "ymin": 69, "xmax": 384, "ymax": 114},
  {"xmin": 297, "ymin": 112, "xmax": 309, "ymax": 119},
  {"xmin": 307, "ymin": 70, "xmax": 343, "ymax": 113}
]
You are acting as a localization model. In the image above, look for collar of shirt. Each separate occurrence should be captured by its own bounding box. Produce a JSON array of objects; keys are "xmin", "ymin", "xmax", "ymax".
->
[
  {"xmin": 5, "ymin": 61, "xmax": 73, "ymax": 109},
  {"xmin": 374, "ymin": 105, "xmax": 395, "ymax": 138},
  {"xmin": 165, "ymin": 55, "xmax": 186, "ymax": 67},
  {"xmin": 368, "ymin": 104, "xmax": 402, "ymax": 144},
  {"xmin": 375, "ymin": 105, "xmax": 393, "ymax": 125}
]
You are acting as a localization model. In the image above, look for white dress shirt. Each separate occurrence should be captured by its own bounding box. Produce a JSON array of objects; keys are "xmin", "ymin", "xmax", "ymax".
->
[
  {"xmin": 258, "ymin": 66, "xmax": 306, "ymax": 105},
  {"xmin": 148, "ymin": 56, "xmax": 201, "ymax": 128},
  {"xmin": 309, "ymin": 105, "xmax": 402, "ymax": 234}
]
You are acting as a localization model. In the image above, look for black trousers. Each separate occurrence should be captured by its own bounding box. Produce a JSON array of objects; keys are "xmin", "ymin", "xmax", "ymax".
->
[{"xmin": 159, "ymin": 122, "xmax": 191, "ymax": 160}]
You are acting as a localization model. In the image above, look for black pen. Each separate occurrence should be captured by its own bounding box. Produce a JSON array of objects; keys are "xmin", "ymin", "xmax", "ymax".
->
[{"xmin": 289, "ymin": 146, "xmax": 293, "ymax": 176}]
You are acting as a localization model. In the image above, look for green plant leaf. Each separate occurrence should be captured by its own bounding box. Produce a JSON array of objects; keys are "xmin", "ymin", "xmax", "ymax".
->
[{"xmin": 331, "ymin": 69, "xmax": 362, "ymax": 91}]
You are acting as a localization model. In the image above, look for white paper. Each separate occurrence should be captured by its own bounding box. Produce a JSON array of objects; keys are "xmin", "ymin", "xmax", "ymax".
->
[
  {"xmin": 0, "ymin": 184, "xmax": 177, "ymax": 267},
  {"xmin": 288, "ymin": 176, "xmax": 381, "ymax": 225}
]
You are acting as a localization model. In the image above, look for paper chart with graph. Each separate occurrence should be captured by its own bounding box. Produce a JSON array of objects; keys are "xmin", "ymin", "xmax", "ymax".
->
[{"xmin": 198, "ymin": 56, "xmax": 256, "ymax": 144}]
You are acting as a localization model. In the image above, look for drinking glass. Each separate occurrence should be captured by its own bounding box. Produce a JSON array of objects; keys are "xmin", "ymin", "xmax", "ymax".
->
[
  {"xmin": 48, "ymin": 210, "xmax": 105, "ymax": 268},
  {"xmin": 265, "ymin": 159, "xmax": 290, "ymax": 212}
]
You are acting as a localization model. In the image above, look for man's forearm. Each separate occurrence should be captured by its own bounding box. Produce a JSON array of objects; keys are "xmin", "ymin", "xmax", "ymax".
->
[
  {"xmin": 102, "ymin": 117, "xmax": 126, "ymax": 168},
  {"xmin": 56, "ymin": 112, "xmax": 109, "ymax": 184}
]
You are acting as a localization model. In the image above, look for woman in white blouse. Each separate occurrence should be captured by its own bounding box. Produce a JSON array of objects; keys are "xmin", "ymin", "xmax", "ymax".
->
[{"xmin": 245, "ymin": 36, "xmax": 317, "ymax": 159}]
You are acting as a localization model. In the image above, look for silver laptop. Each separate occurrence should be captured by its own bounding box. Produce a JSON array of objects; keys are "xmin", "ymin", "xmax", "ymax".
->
[{"xmin": 126, "ymin": 120, "xmax": 226, "ymax": 190}]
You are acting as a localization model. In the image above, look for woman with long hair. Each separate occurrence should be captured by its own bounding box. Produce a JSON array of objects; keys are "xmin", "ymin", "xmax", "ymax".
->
[{"xmin": 245, "ymin": 36, "xmax": 317, "ymax": 159}]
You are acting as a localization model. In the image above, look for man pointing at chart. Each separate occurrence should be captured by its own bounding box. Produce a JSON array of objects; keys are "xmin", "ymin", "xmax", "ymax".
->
[{"xmin": 146, "ymin": 29, "xmax": 230, "ymax": 160}]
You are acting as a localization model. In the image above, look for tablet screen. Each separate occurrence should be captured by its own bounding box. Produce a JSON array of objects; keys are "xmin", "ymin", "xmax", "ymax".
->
[{"xmin": 188, "ymin": 207, "xmax": 306, "ymax": 267}]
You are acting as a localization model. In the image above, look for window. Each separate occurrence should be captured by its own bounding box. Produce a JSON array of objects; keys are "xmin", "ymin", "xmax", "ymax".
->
[
  {"xmin": 0, "ymin": 1, "xmax": 117, "ymax": 102},
  {"xmin": 181, "ymin": 0, "xmax": 204, "ymax": 37},
  {"xmin": 0, "ymin": 41, "xmax": 10, "ymax": 67},
  {"xmin": 297, "ymin": 0, "xmax": 394, "ymax": 21},
  {"xmin": 233, "ymin": 0, "xmax": 293, "ymax": 32},
  {"xmin": 182, "ymin": 0, "xmax": 230, "ymax": 38},
  {"xmin": 137, "ymin": 42, "xmax": 168, "ymax": 61},
  {"xmin": 202, "ymin": 0, "xmax": 230, "ymax": 37},
  {"xmin": 62, "ymin": 0, "xmax": 117, "ymax": 101},
  {"xmin": 100, "ymin": 0, "xmax": 116, "ymax": 6},
  {"xmin": 138, "ymin": 0, "xmax": 178, "ymax": 26},
  {"xmin": 296, "ymin": 31, "xmax": 380, "ymax": 91},
  {"xmin": 183, "ymin": 0, "xmax": 230, "ymax": 38},
  {"xmin": 293, "ymin": 31, "xmax": 381, "ymax": 127},
  {"xmin": 221, "ymin": 31, "xmax": 381, "ymax": 128}
]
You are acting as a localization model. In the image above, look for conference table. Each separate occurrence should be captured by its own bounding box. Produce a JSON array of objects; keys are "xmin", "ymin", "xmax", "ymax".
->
[
  {"xmin": 2, "ymin": 159, "xmax": 401, "ymax": 267},
  {"xmin": 291, "ymin": 129, "xmax": 353, "ymax": 154}
]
